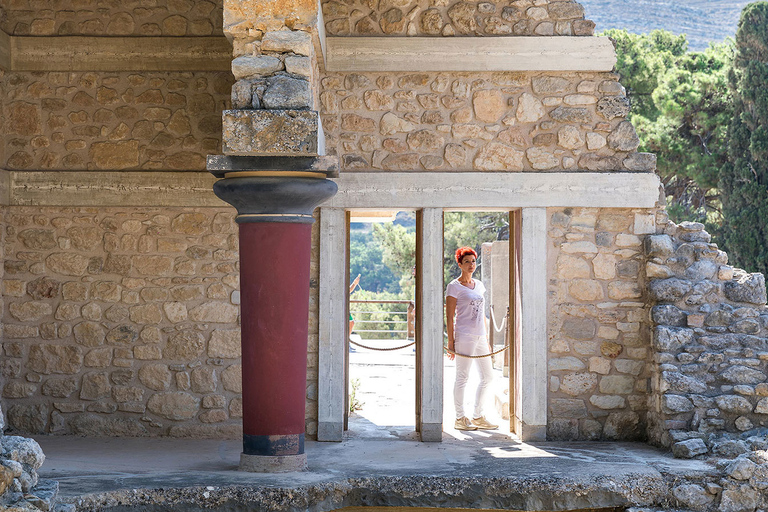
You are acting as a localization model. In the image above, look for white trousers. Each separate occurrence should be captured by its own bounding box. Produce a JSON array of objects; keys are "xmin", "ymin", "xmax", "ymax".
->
[{"xmin": 453, "ymin": 332, "xmax": 494, "ymax": 420}]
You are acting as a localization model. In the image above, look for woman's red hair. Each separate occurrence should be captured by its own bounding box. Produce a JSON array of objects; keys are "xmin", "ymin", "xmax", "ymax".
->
[{"xmin": 455, "ymin": 246, "xmax": 477, "ymax": 264}]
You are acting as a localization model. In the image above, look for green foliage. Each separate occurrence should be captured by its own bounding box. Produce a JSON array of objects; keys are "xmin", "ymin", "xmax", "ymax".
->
[
  {"xmin": 349, "ymin": 289, "xmax": 410, "ymax": 340},
  {"xmin": 443, "ymin": 212, "xmax": 508, "ymax": 287},
  {"xmin": 605, "ymin": 28, "xmax": 734, "ymax": 226},
  {"xmin": 372, "ymin": 221, "xmax": 416, "ymax": 296},
  {"xmin": 350, "ymin": 229, "xmax": 400, "ymax": 293},
  {"xmin": 718, "ymin": 2, "xmax": 768, "ymax": 274},
  {"xmin": 603, "ymin": 29, "xmax": 689, "ymax": 122}
]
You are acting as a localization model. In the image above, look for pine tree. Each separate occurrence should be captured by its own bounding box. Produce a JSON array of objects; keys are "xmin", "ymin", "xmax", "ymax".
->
[{"xmin": 718, "ymin": 2, "xmax": 768, "ymax": 274}]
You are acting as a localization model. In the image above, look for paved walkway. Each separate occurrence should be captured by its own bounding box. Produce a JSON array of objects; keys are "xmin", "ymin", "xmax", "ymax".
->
[{"xmin": 31, "ymin": 348, "xmax": 715, "ymax": 510}]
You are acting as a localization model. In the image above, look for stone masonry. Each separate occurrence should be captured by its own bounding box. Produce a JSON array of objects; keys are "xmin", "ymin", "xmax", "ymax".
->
[
  {"xmin": 1, "ymin": 0, "xmax": 224, "ymax": 37},
  {"xmin": 321, "ymin": 0, "xmax": 596, "ymax": 37},
  {"xmin": 320, "ymin": 71, "xmax": 651, "ymax": 173},
  {"xmin": 645, "ymin": 221, "xmax": 768, "ymax": 453},
  {"xmin": 546, "ymin": 207, "xmax": 660, "ymax": 441},
  {"xmin": 3, "ymin": 71, "xmax": 232, "ymax": 171},
  {"xmin": 1, "ymin": 207, "xmax": 246, "ymax": 438}
]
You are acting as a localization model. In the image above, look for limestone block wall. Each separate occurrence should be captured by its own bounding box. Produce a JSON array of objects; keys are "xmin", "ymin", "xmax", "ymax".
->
[
  {"xmin": 645, "ymin": 221, "xmax": 768, "ymax": 450},
  {"xmin": 1, "ymin": 0, "xmax": 224, "ymax": 37},
  {"xmin": 321, "ymin": 0, "xmax": 596, "ymax": 37},
  {"xmin": 319, "ymin": 71, "xmax": 655, "ymax": 173},
  {"xmin": 1, "ymin": 206, "xmax": 248, "ymax": 437},
  {"xmin": 546, "ymin": 206, "xmax": 662, "ymax": 440},
  {"xmin": 2, "ymin": 71, "xmax": 231, "ymax": 171}
]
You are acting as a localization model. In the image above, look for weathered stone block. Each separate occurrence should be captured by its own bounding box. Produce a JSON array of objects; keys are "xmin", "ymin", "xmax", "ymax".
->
[
  {"xmin": 80, "ymin": 372, "xmax": 110, "ymax": 400},
  {"xmin": 263, "ymin": 75, "xmax": 311, "ymax": 109},
  {"xmin": 560, "ymin": 372, "xmax": 597, "ymax": 396},
  {"xmin": 222, "ymin": 109, "xmax": 321, "ymax": 156},
  {"xmin": 549, "ymin": 356, "xmax": 586, "ymax": 371},
  {"xmin": 221, "ymin": 364, "xmax": 242, "ymax": 393},
  {"xmin": 719, "ymin": 484, "xmax": 757, "ymax": 512},
  {"xmin": 720, "ymin": 365, "xmax": 767, "ymax": 385},
  {"xmin": 649, "ymin": 278, "xmax": 692, "ymax": 302},
  {"xmin": 189, "ymin": 302, "xmax": 239, "ymax": 323},
  {"xmin": 147, "ymin": 392, "xmax": 200, "ymax": 420},
  {"xmin": 209, "ymin": 330, "xmax": 241, "ymax": 358},
  {"xmin": 725, "ymin": 272, "xmax": 767, "ymax": 305},
  {"xmin": 549, "ymin": 398, "xmax": 587, "ymax": 418},
  {"xmin": 261, "ymin": 30, "xmax": 312, "ymax": 56},
  {"xmin": 662, "ymin": 394, "xmax": 694, "ymax": 414},
  {"xmin": 231, "ymin": 55, "xmax": 282, "ymax": 80},
  {"xmin": 28, "ymin": 345, "xmax": 82, "ymax": 375},
  {"xmin": 165, "ymin": 330, "xmax": 205, "ymax": 360},
  {"xmin": 596, "ymin": 96, "xmax": 630, "ymax": 120},
  {"xmin": 715, "ymin": 395, "xmax": 753, "ymax": 415},
  {"xmin": 599, "ymin": 375, "xmax": 634, "ymax": 394}
]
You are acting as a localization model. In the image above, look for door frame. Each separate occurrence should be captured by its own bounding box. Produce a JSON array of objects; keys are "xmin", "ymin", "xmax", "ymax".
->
[{"xmin": 317, "ymin": 171, "xmax": 661, "ymax": 442}]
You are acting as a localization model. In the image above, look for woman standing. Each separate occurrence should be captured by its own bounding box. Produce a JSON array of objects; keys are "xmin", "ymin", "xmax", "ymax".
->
[{"xmin": 445, "ymin": 246, "xmax": 497, "ymax": 431}]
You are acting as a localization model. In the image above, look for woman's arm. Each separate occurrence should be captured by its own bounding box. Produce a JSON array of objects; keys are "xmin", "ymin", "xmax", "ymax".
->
[{"xmin": 446, "ymin": 295, "xmax": 457, "ymax": 360}]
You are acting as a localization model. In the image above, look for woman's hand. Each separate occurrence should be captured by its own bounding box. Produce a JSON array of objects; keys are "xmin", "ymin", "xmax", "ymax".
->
[{"xmin": 446, "ymin": 340, "xmax": 455, "ymax": 361}]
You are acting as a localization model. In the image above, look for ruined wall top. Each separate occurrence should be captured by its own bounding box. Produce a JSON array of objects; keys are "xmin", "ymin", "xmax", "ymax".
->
[
  {"xmin": 1, "ymin": 0, "xmax": 224, "ymax": 37},
  {"xmin": 321, "ymin": 0, "xmax": 596, "ymax": 37}
]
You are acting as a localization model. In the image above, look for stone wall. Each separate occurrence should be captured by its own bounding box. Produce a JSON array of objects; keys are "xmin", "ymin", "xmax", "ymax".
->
[
  {"xmin": 645, "ymin": 221, "xmax": 768, "ymax": 453},
  {"xmin": 321, "ymin": 0, "xmax": 596, "ymax": 37},
  {"xmin": 319, "ymin": 71, "xmax": 655, "ymax": 173},
  {"xmin": 2, "ymin": 71, "xmax": 231, "ymax": 171},
  {"xmin": 546, "ymin": 206, "xmax": 662, "ymax": 440},
  {"xmin": 1, "ymin": 0, "xmax": 224, "ymax": 36},
  {"xmin": 1, "ymin": 206, "xmax": 247, "ymax": 437}
]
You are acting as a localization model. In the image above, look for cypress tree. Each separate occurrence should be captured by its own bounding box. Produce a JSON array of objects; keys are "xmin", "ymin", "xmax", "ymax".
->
[{"xmin": 718, "ymin": 2, "xmax": 768, "ymax": 274}]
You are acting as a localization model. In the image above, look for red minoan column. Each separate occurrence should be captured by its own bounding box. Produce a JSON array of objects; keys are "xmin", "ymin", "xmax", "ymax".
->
[{"xmin": 209, "ymin": 155, "xmax": 337, "ymax": 472}]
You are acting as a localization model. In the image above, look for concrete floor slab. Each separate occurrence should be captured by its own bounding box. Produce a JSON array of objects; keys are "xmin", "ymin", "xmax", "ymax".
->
[{"xmin": 31, "ymin": 351, "xmax": 716, "ymax": 511}]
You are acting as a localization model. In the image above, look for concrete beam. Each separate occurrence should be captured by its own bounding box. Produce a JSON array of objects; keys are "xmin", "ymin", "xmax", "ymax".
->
[
  {"xmin": 326, "ymin": 36, "xmax": 617, "ymax": 72},
  {"xmin": 9, "ymin": 171, "xmax": 225, "ymax": 207},
  {"xmin": 9, "ymin": 36, "xmax": 231, "ymax": 71},
  {"xmin": 317, "ymin": 207, "xmax": 347, "ymax": 442},
  {"xmin": 327, "ymin": 172, "xmax": 661, "ymax": 209},
  {"xmin": 0, "ymin": 30, "xmax": 10, "ymax": 71},
  {"xmin": 418, "ymin": 207, "xmax": 444, "ymax": 442},
  {"xmin": 519, "ymin": 207, "xmax": 548, "ymax": 441}
]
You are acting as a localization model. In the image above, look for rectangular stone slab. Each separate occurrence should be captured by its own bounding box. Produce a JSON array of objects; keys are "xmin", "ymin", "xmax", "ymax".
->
[
  {"xmin": 9, "ymin": 36, "xmax": 231, "ymax": 72},
  {"xmin": 222, "ymin": 110, "xmax": 323, "ymax": 157},
  {"xmin": 325, "ymin": 36, "xmax": 617, "ymax": 72},
  {"xmin": 8, "ymin": 171, "xmax": 225, "ymax": 207},
  {"xmin": 0, "ymin": 29, "xmax": 10, "ymax": 71}
]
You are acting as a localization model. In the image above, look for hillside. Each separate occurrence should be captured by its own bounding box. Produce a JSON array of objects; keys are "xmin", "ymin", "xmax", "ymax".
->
[{"xmin": 580, "ymin": 0, "xmax": 751, "ymax": 50}]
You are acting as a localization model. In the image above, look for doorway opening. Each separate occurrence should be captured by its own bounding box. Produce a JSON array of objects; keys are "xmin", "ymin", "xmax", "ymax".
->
[
  {"xmin": 345, "ymin": 210, "xmax": 418, "ymax": 439},
  {"xmin": 442, "ymin": 210, "xmax": 521, "ymax": 440}
]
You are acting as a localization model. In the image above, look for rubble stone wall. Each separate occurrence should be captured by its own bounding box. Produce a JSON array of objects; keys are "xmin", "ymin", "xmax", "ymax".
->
[
  {"xmin": 320, "ymin": 0, "xmax": 596, "ymax": 37},
  {"xmin": 546, "ymin": 206, "xmax": 661, "ymax": 440},
  {"xmin": 2, "ymin": 71, "xmax": 232, "ymax": 171},
  {"xmin": 1, "ymin": 0, "xmax": 224, "ymax": 36},
  {"xmin": 645, "ymin": 221, "xmax": 768, "ymax": 454},
  {"xmin": 1, "ymin": 206, "xmax": 244, "ymax": 437},
  {"xmin": 1, "ymin": 205, "xmax": 322, "ymax": 438},
  {"xmin": 318, "ymin": 71, "xmax": 655, "ymax": 173}
]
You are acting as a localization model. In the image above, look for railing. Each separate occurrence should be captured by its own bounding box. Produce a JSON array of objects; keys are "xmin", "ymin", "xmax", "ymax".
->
[{"xmin": 349, "ymin": 299, "xmax": 413, "ymax": 342}]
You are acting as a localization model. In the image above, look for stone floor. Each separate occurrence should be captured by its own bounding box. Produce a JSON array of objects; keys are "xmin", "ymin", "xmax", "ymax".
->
[{"xmin": 32, "ymin": 346, "xmax": 716, "ymax": 511}]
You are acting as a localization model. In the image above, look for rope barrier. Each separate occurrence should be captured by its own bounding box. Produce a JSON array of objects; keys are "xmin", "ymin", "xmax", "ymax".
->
[
  {"xmin": 349, "ymin": 339, "xmax": 416, "ymax": 351},
  {"xmin": 489, "ymin": 305, "xmax": 507, "ymax": 333},
  {"xmin": 444, "ymin": 343, "xmax": 509, "ymax": 359}
]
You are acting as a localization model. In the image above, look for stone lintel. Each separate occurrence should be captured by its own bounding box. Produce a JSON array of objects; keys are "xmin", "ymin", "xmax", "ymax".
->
[
  {"xmin": 0, "ymin": 29, "xmax": 10, "ymax": 71},
  {"xmin": 8, "ymin": 35, "xmax": 231, "ymax": 72},
  {"xmin": 328, "ymin": 172, "xmax": 662, "ymax": 209},
  {"xmin": 326, "ymin": 36, "xmax": 617, "ymax": 72},
  {"xmin": 9, "ymin": 171, "xmax": 225, "ymax": 207},
  {"xmin": 222, "ymin": 110, "xmax": 324, "ymax": 157},
  {"xmin": 207, "ymin": 155, "xmax": 339, "ymax": 178}
]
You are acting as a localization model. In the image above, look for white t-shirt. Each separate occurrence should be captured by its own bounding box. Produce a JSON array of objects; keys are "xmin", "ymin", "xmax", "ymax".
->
[{"xmin": 446, "ymin": 278, "xmax": 486, "ymax": 337}]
